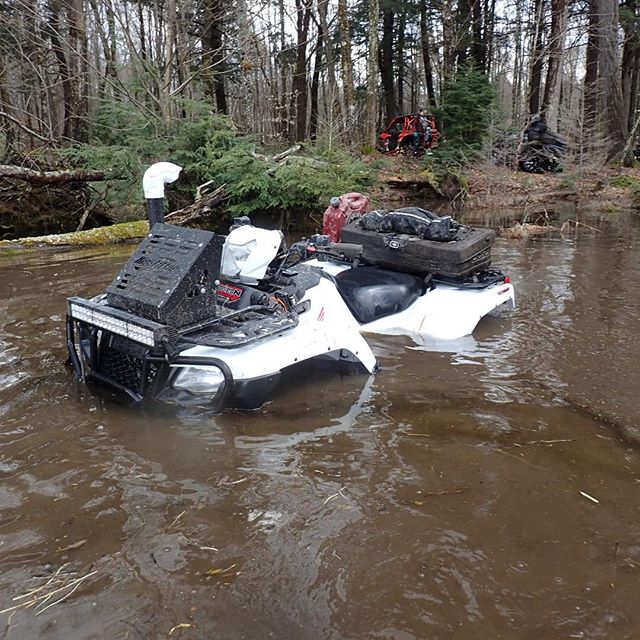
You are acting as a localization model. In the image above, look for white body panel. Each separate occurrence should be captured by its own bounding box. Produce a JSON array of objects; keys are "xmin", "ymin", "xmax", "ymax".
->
[
  {"xmin": 175, "ymin": 277, "xmax": 377, "ymax": 380},
  {"xmin": 304, "ymin": 258, "xmax": 515, "ymax": 341}
]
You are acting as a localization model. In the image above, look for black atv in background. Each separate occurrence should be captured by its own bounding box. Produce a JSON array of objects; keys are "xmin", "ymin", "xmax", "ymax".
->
[{"xmin": 517, "ymin": 117, "xmax": 568, "ymax": 174}]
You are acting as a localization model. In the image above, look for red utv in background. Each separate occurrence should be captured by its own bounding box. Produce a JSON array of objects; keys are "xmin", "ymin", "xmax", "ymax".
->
[{"xmin": 376, "ymin": 113, "xmax": 440, "ymax": 157}]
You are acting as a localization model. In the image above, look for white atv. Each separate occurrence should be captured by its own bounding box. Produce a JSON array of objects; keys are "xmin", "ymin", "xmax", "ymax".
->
[{"xmin": 65, "ymin": 165, "xmax": 514, "ymax": 411}]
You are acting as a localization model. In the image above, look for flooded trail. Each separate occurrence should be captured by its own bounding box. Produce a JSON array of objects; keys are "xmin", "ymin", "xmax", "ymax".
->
[{"xmin": 1, "ymin": 214, "xmax": 640, "ymax": 639}]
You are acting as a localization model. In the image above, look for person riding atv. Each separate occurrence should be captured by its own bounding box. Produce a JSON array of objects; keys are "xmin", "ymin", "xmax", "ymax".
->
[
  {"xmin": 376, "ymin": 111, "xmax": 440, "ymax": 157},
  {"xmin": 517, "ymin": 115, "xmax": 568, "ymax": 173}
]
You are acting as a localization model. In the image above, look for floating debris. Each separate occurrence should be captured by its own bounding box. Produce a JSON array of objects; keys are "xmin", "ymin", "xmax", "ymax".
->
[
  {"xmin": 1, "ymin": 564, "xmax": 97, "ymax": 617},
  {"xmin": 579, "ymin": 491, "xmax": 600, "ymax": 505},
  {"xmin": 56, "ymin": 539, "xmax": 87, "ymax": 553},
  {"xmin": 169, "ymin": 623, "xmax": 193, "ymax": 635},
  {"xmin": 323, "ymin": 487, "xmax": 348, "ymax": 505}
]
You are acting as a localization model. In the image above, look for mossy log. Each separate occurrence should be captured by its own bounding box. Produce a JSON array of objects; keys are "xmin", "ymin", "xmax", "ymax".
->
[{"xmin": 0, "ymin": 220, "xmax": 149, "ymax": 248}]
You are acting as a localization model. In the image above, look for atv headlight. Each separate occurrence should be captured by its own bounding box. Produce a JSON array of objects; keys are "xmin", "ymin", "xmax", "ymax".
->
[{"xmin": 172, "ymin": 366, "xmax": 226, "ymax": 395}]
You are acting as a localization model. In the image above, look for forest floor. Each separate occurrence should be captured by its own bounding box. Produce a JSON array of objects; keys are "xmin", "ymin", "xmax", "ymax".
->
[{"xmin": 376, "ymin": 155, "xmax": 640, "ymax": 218}]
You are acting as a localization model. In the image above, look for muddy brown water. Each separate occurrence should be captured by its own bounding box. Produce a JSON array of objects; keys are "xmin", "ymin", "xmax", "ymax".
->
[{"xmin": 1, "ymin": 213, "xmax": 640, "ymax": 639}]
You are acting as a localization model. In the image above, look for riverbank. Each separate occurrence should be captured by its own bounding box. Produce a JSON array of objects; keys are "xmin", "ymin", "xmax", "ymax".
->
[
  {"xmin": 1, "ymin": 161, "xmax": 638, "ymax": 248},
  {"xmin": 466, "ymin": 163, "xmax": 640, "ymax": 212}
]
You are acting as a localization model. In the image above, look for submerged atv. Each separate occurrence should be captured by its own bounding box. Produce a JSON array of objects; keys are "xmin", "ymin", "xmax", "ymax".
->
[{"xmin": 65, "ymin": 166, "xmax": 514, "ymax": 412}]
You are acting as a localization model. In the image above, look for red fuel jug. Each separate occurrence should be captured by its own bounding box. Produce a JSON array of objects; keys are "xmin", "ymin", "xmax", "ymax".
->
[{"xmin": 322, "ymin": 192, "xmax": 369, "ymax": 242}]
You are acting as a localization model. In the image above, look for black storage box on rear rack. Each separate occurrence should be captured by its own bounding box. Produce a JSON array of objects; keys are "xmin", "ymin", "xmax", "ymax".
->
[{"xmin": 339, "ymin": 223, "xmax": 495, "ymax": 279}]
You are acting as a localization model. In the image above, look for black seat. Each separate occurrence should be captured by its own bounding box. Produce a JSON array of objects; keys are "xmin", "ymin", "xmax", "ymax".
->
[{"xmin": 334, "ymin": 267, "xmax": 423, "ymax": 325}]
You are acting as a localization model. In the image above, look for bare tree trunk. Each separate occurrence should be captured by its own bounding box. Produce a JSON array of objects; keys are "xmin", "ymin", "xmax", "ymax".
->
[
  {"xmin": 582, "ymin": 0, "xmax": 600, "ymax": 143},
  {"xmin": 138, "ymin": 2, "xmax": 147, "ymax": 60},
  {"xmin": 528, "ymin": 0, "xmax": 545, "ymax": 115},
  {"xmin": 309, "ymin": 30, "xmax": 323, "ymax": 140},
  {"xmin": 317, "ymin": 0, "xmax": 344, "ymax": 121},
  {"xmin": 291, "ymin": 0, "xmax": 312, "ymax": 142},
  {"xmin": 540, "ymin": 0, "xmax": 567, "ymax": 128},
  {"xmin": 397, "ymin": 11, "xmax": 406, "ymax": 112},
  {"xmin": 203, "ymin": 0, "xmax": 227, "ymax": 113},
  {"xmin": 276, "ymin": 0, "xmax": 289, "ymax": 138},
  {"xmin": 419, "ymin": 0, "xmax": 437, "ymax": 108},
  {"xmin": 160, "ymin": 0, "xmax": 177, "ymax": 121},
  {"xmin": 620, "ymin": 0, "xmax": 640, "ymax": 133},
  {"xmin": 337, "ymin": 0, "xmax": 356, "ymax": 117},
  {"xmin": 64, "ymin": 0, "xmax": 89, "ymax": 141},
  {"xmin": 471, "ymin": 0, "xmax": 485, "ymax": 70},
  {"xmin": 442, "ymin": 0, "xmax": 456, "ymax": 80},
  {"xmin": 484, "ymin": 0, "xmax": 496, "ymax": 75},
  {"xmin": 379, "ymin": 7, "xmax": 396, "ymax": 122},
  {"xmin": 597, "ymin": 0, "xmax": 626, "ymax": 156},
  {"xmin": 512, "ymin": 0, "xmax": 523, "ymax": 123},
  {"xmin": 455, "ymin": 0, "xmax": 471, "ymax": 67},
  {"xmin": 365, "ymin": 0, "xmax": 380, "ymax": 146},
  {"xmin": 47, "ymin": 0, "xmax": 73, "ymax": 138}
]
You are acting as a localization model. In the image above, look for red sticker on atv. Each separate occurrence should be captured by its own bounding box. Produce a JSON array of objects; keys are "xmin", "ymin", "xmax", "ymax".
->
[{"xmin": 216, "ymin": 282, "xmax": 244, "ymax": 302}]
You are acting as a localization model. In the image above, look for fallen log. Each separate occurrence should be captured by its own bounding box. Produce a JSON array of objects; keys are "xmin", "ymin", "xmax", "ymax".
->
[
  {"xmin": 0, "ymin": 165, "xmax": 107, "ymax": 184},
  {"xmin": 0, "ymin": 220, "xmax": 149, "ymax": 248}
]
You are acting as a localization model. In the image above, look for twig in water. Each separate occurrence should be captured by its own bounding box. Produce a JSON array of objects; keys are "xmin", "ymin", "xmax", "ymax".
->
[
  {"xmin": 561, "ymin": 219, "xmax": 601, "ymax": 234},
  {"xmin": 1, "ymin": 569, "xmax": 97, "ymax": 616},
  {"xmin": 34, "ymin": 575, "xmax": 89, "ymax": 616},
  {"xmin": 168, "ymin": 511, "xmax": 186, "ymax": 529},
  {"xmin": 323, "ymin": 487, "xmax": 348, "ymax": 505},
  {"xmin": 56, "ymin": 539, "xmax": 87, "ymax": 553},
  {"xmin": 169, "ymin": 623, "xmax": 193, "ymax": 635},
  {"xmin": 579, "ymin": 491, "xmax": 600, "ymax": 504}
]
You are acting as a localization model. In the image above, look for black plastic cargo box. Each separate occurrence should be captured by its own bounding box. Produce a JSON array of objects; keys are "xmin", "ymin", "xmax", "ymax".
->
[{"xmin": 339, "ymin": 224, "xmax": 494, "ymax": 279}]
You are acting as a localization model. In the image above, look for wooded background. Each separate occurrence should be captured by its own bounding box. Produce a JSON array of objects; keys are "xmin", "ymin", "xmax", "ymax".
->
[{"xmin": 0, "ymin": 0, "xmax": 639, "ymax": 164}]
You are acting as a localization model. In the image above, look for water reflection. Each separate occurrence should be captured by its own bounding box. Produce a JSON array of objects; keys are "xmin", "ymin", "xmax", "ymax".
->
[{"xmin": 1, "ymin": 219, "xmax": 640, "ymax": 639}]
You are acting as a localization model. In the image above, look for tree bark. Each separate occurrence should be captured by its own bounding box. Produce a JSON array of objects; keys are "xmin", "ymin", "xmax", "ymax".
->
[
  {"xmin": 317, "ymin": 0, "xmax": 344, "ymax": 121},
  {"xmin": 380, "ymin": 7, "xmax": 396, "ymax": 122},
  {"xmin": 597, "ymin": 0, "xmax": 626, "ymax": 156},
  {"xmin": 620, "ymin": 0, "xmax": 640, "ymax": 133},
  {"xmin": 583, "ymin": 0, "xmax": 600, "ymax": 141},
  {"xmin": 397, "ymin": 11, "xmax": 406, "ymax": 112},
  {"xmin": 442, "ymin": 0, "xmax": 456, "ymax": 80},
  {"xmin": 309, "ymin": 30, "xmax": 323, "ymax": 140},
  {"xmin": 540, "ymin": 0, "xmax": 568, "ymax": 128},
  {"xmin": 471, "ymin": 0, "xmax": 485, "ymax": 70},
  {"xmin": 528, "ymin": 0, "xmax": 546, "ymax": 115},
  {"xmin": 47, "ymin": 0, "xmax": 73, "ymax": 137},
  {"xmin": 291, "ymin": 0, "xmax": 312, "ymax": 142},
  {"xmin": 455, "ymin": 0, "xmax": 472, "ymax": 67},
  {"xmin": 419, "ymin": 1, "xmax": 437, "ymax": 108},
  {"xmin": 365, "ymin": 0, "xmax": 380, "ymax": 146},
  {"xmin": 65, "ymin": 0, "xmax": 89, "ymax": 141},
  {"xmin": 202, "ymin": 0, "xmax": 227, "ymax": 113},
  {"xmin": 337, "ymin": 0, "xmax": 356, "ymax": 118}
]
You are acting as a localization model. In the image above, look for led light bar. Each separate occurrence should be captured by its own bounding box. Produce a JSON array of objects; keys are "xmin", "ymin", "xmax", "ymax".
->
[{"xmin": 67, "ymin": 297, "xmax": 167, "ymax": 347}]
